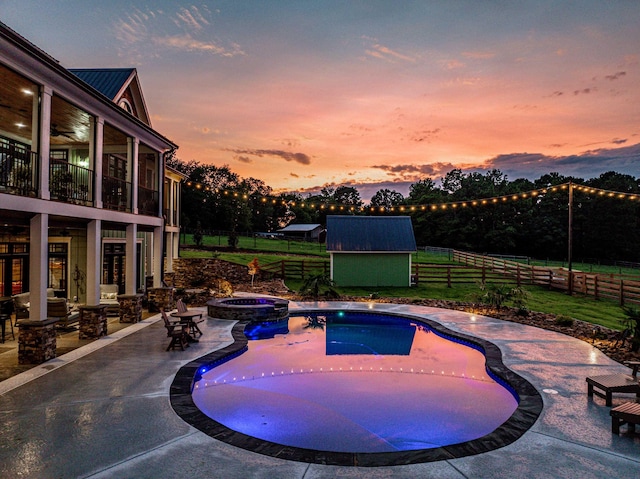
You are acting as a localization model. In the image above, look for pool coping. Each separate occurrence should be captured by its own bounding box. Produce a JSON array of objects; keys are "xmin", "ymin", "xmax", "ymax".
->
[{"xmin": 169, "ymin": 308, "xmax": 543, "ymax": 467}]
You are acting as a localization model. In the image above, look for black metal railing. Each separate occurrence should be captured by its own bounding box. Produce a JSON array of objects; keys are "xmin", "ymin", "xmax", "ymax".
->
[
  {"xmin": 49, "ymin": 159, "xmax": 94, "ymax": 205},
  {"xmin": 138, "ymin": 185, "xmax": 159, "ymax": 216},
  {"xmin": 102, "ymin": 175, "xmax": 131, "ymax": 211},
  {"xmin": 0, "ymin": 144, "xmax": 38, "ymax": 196}
]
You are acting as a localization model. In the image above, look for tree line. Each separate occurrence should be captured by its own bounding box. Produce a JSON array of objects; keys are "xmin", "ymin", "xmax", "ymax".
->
[{"xmin": 167, "ymin": 156, "xmax": 640, "ymax": 263}]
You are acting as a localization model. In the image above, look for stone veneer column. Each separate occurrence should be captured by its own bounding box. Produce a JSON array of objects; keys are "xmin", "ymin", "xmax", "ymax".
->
[
  {"xmin": 78, "ymin": 305, "xmax": 108, "ymax": 339},
  {"xmin": 118, "ymin": 294, "xmax": 143, "ymax": 323},
  {"xmin": 18, "ymin": 318, "xmax": 58, "ymax": 364},
  {"xmin": 147, "ymin": 287, "xmax": 175, "ymax": 313}
]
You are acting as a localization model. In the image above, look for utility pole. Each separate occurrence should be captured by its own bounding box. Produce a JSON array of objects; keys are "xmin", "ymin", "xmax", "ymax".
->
[{"xmin": 567, "ymin": 181, "xmax": 573, "ymax": 294}]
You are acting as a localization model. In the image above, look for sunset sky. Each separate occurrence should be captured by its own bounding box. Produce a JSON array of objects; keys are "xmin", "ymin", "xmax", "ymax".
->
[{"xmin": 3, "ymin": 1, "xmax": 639, "ymax": 199}]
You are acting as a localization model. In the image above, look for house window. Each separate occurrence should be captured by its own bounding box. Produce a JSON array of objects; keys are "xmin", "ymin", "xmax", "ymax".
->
[
  {"xmin": 50, "ymin": 150, "xmax": 68, "ymax": 161},
  {"xmin": 104, "ymin": 154, "xmax": 127, "ymax": 180},
  {"xmin": 0, "ymin": 243, "xmax": 29, "ymax": 296},
  {"xmin": 118, "ymin": 99, "xmax": 133, "ymax": 114},
  {"xmin": 48, "ymin": 243, "xmax": 68, "ymax": 294},
  {"xmin": 103, "ymin": 243, "xmax": 126, "ymax": 294}
]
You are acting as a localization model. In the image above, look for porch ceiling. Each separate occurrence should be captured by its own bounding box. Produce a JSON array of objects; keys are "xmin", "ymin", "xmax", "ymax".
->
[
  {"xmin": 0, "ymin": 65, "xmax": 35, "ymax": 144},
  {"xmin": 1, "ymin": 65, "xmax": 134, "ymax": 148}
]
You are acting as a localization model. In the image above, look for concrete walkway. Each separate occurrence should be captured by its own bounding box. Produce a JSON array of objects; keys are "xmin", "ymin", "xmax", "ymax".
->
[{"xmin": 0, "ymin": 301, "xmax": 638, "ymax": 478}]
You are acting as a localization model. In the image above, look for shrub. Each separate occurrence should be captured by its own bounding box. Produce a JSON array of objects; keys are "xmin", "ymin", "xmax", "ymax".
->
[
  {"xmin": 299, "ymin": 273, "xmax": 339, "ymax": 300},
  {"xmin": 621, "ymin": 306, "xmax": 640, "ymax": 352},
  {"xmin": 473, "ymin": 282, "xmax": 529, "ymax": 310},
  {"xmin": 554, "ymin": 314, "xmax": 574, "ymax": 327}
]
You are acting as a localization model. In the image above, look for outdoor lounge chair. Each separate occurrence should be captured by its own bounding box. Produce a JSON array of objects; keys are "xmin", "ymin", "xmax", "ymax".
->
[
  {"xmin": 586, "ymin": 361, "xmax": 640, "ymax": 407},
  {"xmin": 610, "ymin": 401, "xmax": 640, "ymax": 434},
  {"xmin": 161, "ymin": 310, "xmax": 189, "ymax": 351}
]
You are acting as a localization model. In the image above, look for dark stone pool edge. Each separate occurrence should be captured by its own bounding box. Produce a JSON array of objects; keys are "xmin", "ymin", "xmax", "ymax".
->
[{"xmin": 169, "ymin": 308, "xmax": 543, "ymax": 467}]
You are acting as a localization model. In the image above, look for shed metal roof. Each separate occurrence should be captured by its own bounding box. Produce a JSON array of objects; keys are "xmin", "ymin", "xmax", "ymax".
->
[
  {"xmin": 279, "ymin": 224, "xmax": 323, "ymax": 233},
  {"xmin": 69, "ymin": 68, "xmax": 135, "ymax": 100},
  {"xmin": 326, "ymin": 216, "xmax": 416, "ymax": 252}
]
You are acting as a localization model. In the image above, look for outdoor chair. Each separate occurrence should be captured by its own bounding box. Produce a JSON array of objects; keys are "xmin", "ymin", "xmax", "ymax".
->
[
  {"xmin": 47, "ymin": 298, "xmax": 73, "ymax": 330},
  {"xmin": 0, "ymin": 298, "xmax": 15, "ymax": 342},
  {"xmin": 586, "ymin": 361, "xmax": 640, "ymax": 407},
  {"xmin": 162, "ymin": 310, "xmax": 189, "ymax": 351},
  {"xmin": 172, "ymin": 299, "xmax": 204, "ymax": 337}
]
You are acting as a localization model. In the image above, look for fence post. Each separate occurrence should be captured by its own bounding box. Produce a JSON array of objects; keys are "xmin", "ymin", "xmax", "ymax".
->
[
  {"xmin": 620, "ymin": 279, "xmax": 625, "ymax": 306},
  {"xmin": 594, "ymin": 276, "xmax": 599, "ymax": 300},
  {"xmin": 301, "ymin": 261, "xmax": 305, "ymax": 280},
  {"xmin": 516, "ymin": 264, "xmax": 521, "ymax": 287},
  {"xmin": 482, "ymin": 267, "xmax": 486, "ymax": 283},
  {"xmin": 447, "ymin": 266, "xmax": 451, "ymax": 288},
  {"xmin": 281, "ymin": 260, "xmax": 285, "ymax": 278}
]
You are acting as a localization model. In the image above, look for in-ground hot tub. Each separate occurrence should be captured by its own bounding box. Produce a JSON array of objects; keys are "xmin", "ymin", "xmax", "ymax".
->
[{"xmin": 207, "ymin": 296, "xmax": 289, "ymax": 322}]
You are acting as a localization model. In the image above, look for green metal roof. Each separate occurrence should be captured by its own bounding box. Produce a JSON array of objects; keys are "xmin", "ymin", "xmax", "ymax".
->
[
  {"xmin": 326, "ymin": 216, "xmax": 417, "ymax": 252},
  {"xmin": 68, "ymin": 68, "xmax": 135, "ymax": 100}
]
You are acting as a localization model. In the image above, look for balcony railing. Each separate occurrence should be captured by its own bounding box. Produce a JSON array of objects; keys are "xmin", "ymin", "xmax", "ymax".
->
[
  {"xmin": 138, "ymin": 185, "xmax": 159, "ymax": 216},
  {"xmin": 0, "ymin": 144, "xmax": 38, "ymax": 197},
  {"xmin": 103, "ymin": 175, "xmax": 131, "ymax": 212},
  {"xmin": 49, "ymin": 159, "xmax": 94, "ymax": 206}
]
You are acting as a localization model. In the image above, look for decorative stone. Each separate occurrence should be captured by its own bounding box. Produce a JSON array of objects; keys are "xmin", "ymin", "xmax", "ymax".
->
[
  {"xmin": 78, "ymin": 304, "xmax": 108, "ymax": 339},
  {"xmin": 118, "ymin": 294, "xmax": 143, "ymax": 323},
  {"xmin": 147, "ymin": 287, "xmax": 175, "ymax": 313},
  {"xmin": 207, "ymin": 297, "xmax": 289, "ymax": 322},
  {"xmin": 163, "ymin": 271, "xmax": 176, "ymax": 286},
  {"xmin": 18, "ymin": 318, "xmax": 58, "ymax": 364}
]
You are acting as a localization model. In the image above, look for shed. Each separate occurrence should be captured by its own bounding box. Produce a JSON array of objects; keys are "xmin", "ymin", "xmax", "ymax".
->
[
  {"xmin": 278, "ymin": 223, "xmax": 324, "ymax": 241},
  {"xmin": 326, "ymin": 216, "xmax": 417, "ymax": 287}
]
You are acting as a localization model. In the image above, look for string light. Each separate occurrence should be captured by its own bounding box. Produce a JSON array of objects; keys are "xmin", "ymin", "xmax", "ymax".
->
[{"xmin": 179, "ymin": 181, "xmax": 640, "ymax": 213}]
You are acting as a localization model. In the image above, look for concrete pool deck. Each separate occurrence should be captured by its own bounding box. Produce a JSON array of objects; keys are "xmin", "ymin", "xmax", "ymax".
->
[{"xmin": 0, "ymin": 301, "xmax": 639, "ymax": 478}]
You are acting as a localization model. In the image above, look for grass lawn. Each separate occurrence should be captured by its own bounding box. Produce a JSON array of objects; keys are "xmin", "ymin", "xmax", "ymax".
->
[{"xmin": 284, "ymin": 279, "xmax": 627, "ymax": 330}]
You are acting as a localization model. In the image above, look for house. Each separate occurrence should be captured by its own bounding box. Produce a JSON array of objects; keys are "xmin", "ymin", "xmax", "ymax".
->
[
  {"xmin": 0, "ymin": 20, "xmax": 178, "ymax": 331},
  {"xmin": 326, "ymin": 216, "xmax": 417, "ymax": 287},
  {"xmin": 278, "ymin": 223, "xmax": 324, "ymax": 241}
]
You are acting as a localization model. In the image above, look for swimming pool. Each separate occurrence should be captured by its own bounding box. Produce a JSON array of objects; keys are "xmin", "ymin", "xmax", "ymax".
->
[{"xmin": 171, "ymin": 308, "xmax": 542, "ymax": 466}]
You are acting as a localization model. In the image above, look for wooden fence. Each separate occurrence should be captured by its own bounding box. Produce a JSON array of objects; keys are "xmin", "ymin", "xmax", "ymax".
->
[
  {"xmin": 260, "ymin": 259, "xmax": 329, "ymax": 279},
  {"xmin": 260, "ymin": 253, "xmax": 640, "ymax": 306},
  {"xmin": 453, "ymin": 250, "xmax": 640, "ymax": 306}
]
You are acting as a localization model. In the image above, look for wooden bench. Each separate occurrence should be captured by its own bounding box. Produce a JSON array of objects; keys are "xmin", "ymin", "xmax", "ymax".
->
[
  {"xmin": 586, "ymin": 361, "xmax": 640, "ymax": 407},
  {"xmin": 610, "ymin": 401, "xmax": 640, "ymax": 434}
]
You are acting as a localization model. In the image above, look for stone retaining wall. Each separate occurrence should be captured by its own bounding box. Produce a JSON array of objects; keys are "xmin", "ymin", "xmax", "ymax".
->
[{"xmin": 168, "ymin": 258, "xmax": 257, "ymax": 288}]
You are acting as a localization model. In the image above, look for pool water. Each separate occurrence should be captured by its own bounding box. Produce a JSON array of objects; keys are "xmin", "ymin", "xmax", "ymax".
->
[{"xmin": 191, "ymin": 312, "xmax": 519, "ymax": 453}]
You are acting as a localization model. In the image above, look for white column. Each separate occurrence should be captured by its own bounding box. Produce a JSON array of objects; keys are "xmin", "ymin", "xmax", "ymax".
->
[
  {"xmin": 86, "ymin": 220, "xmax": 101, "ymax": 305},
  {"xmin": 168, "ymin": 176, "xmax": 175, "ymax": 226},
  {"xmin": 38, "ymin": 86, "xmax": 52, "ymax": 200},
  {"xmin": 165, "ymin": 232, "xmax": 174, "ymax": 273},
  {"xmin": 29, "ymin": 214, "xmax": 48, "ymax": 320},
  {"xmin": 153, "ymin": 226, "xmax": 163, "ymax": 287},
  {"xmin": 93, "ymin": 117, "xmax": 104, "ymax": 208},
  {"xmin": 130, "ymin": 137, "xmax": 139, "ymax": 214},
  {"xmin": 125, "ymin": 223, "xmax": 137, "ymax": 295}
]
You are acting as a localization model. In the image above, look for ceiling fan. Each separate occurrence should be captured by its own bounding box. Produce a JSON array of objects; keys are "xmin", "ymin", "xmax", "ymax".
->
[{"xmin": 51, "ymin": 124, "xmax": 74, "ymax": 139}]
